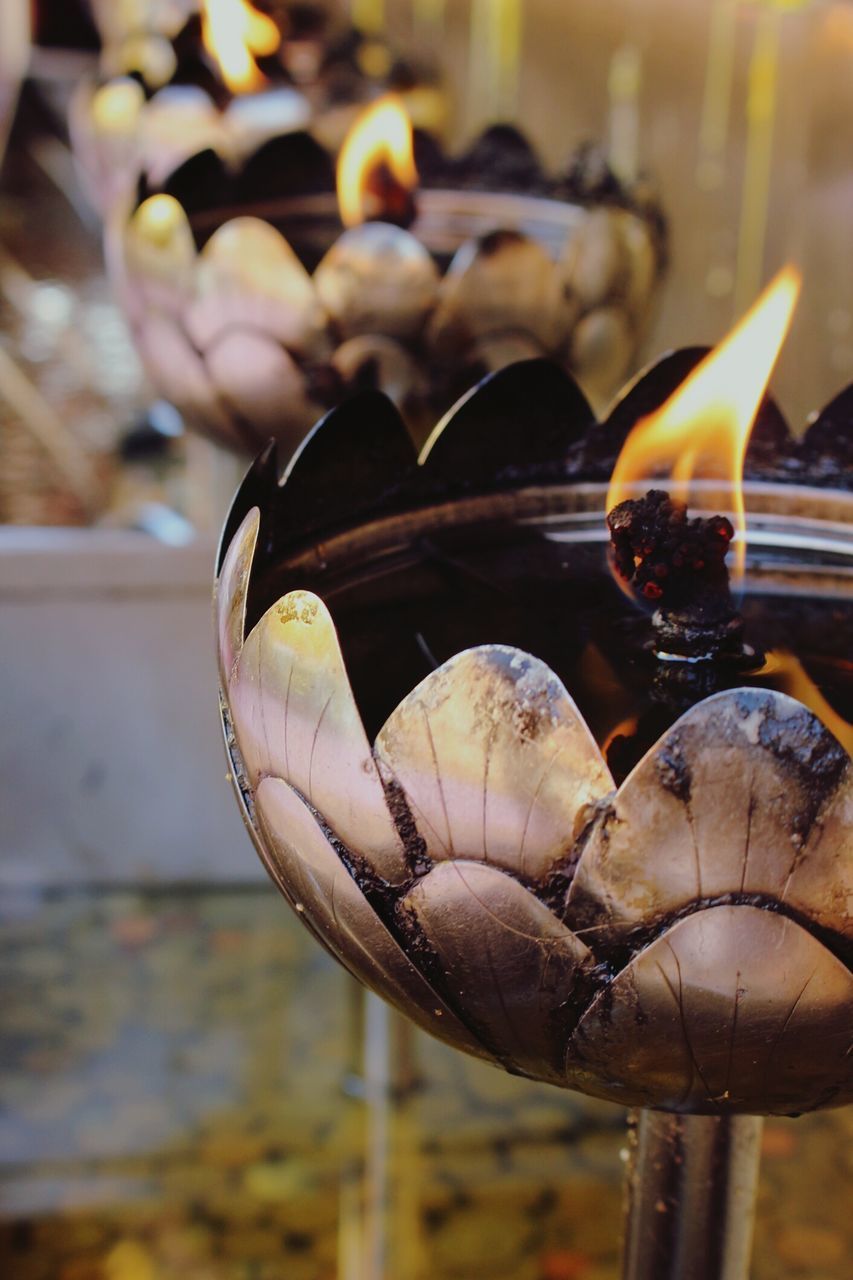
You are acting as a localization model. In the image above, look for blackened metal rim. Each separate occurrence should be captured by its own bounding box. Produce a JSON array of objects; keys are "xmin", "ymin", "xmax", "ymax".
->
[
  {"xmin": 185, "ymin": 187, "xmax": 592, "ymax": 243},
  {"xmin": 261, "ymin": 479, "xmax": 853, "ymax": 586}
]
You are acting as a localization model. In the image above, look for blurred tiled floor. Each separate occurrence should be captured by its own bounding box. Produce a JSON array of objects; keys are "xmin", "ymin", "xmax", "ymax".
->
[{"xmin": 0, "ymin": 887, "xmax": 850, "ymax": 1280}]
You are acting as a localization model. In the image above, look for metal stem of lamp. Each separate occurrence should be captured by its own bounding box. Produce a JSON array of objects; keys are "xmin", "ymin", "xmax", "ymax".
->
[{"xmin": 622, "ymin": 1110, "xmax": 764, "ymax": 1280}]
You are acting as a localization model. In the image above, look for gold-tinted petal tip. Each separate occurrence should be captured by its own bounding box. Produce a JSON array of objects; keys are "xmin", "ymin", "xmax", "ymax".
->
[{"xmin": 228, "ymin": 591, "xmax": 408, "ymax": 884}]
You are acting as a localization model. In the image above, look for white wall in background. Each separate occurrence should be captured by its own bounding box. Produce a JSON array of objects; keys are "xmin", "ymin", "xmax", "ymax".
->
[{"xmin": 0, "ymin": 528, "xmax": 260, "ymax": 884}]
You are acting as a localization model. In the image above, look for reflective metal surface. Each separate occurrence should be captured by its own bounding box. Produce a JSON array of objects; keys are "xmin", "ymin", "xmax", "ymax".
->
[{"xmin": 215, "ymin": 360, "xmax": 853, "ymax": 1118}]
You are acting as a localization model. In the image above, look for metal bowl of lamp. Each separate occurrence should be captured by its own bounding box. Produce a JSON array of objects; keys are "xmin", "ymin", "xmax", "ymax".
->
[
  {"xmin": 215, "ymin": 268, "xmax": 851, "ymax": 1117},
  {"xmin": 108, "ymin": 96, "xmax": 667, "ymax": 456},
  {"xmin": 70, "ymin": 0, "xmax": 447, "ymax": 216}
]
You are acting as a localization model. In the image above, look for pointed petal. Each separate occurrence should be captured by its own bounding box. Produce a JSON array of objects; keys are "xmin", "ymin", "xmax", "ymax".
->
[
  {"xmin": 428, "ymin": 231, "xmax": 568, "ymax": 355},
  {"xmin": 139, "ymin": 86, "xmax": 221, "ymax": 188},
  {"xmin": 798, "ymin": 384, "xmax": 853, "ymax": 489},
  {"xmin": 590, "ymin": 346, "xmax": 789, "ymax": 476},
  {"xmin": 568, "ymin": 688, "xmax": 852, "ymax": 942},
  {"xmin": 403, "ymin": 859, "xmax": 591, "ymax": 1082},
  {"xmin": 417, "ymin": 359, "xmax": 594, "ymax": 489},
  {"xmin": 591, "ymin": 347, "xmax": 708, "ymax": 467},
  {"xmin": 315, "ymin": 223, "xmax": 439, "ymax": 341},
  {"xmin": 130, "ymin": 312, "xmax": 251, "ymax": 451},
  {"xmin": 122, "ymin": 195, "xmax": 198, "ymax": 317},
  {"xmin": 160, "ymin": 148, "xmax": 232, "ymax": 218},
  {"xmin": 560, "ymin": 208, "xmax": 631, "ymax": 310},
  {"xmin": 204, "ymin": 329, "xmax": 321, "ymax": 442},
  {"xmin": 567, "ymin": 306, "xmax": 635, "ymax": 406},
  {"xmin": 189, "ymin": 217, "xmax": 327, "ymax": 355},
  {"xmin": 565, "ymin": 905, "xmax": 853, "ymax": 1114},
  {"xmin": 745, "ymin": 394, "xmax": 793, "ymax": 471},
  {"xmin": 272, "ymin": 390, "xmax": 416, "ymax": 550},
  {"xmin": 216, "ymin": 507, "xmax": 260, "ymax": 683},
  {"xmin": 230, "ymin": 591, "xmax": 408, "ymax": 884},
  {"xmin": 786, "ymin": 767, "xmax": 853, "ymax": 937},
  {"xmin": 458, "ymin": 125, "xmax": 544, "ymax": 189},
  {"xmin": 375, "ymin": 646, "xmax": 612, "ymax": 883},
  {"xmin": 256, "ymin": 777, "xmax": 492, "ymax": 1061},
  {"xmin": 216, "ymin": 441, "xmax": 278, "ymax": 575},
  {"xmin": 236, "ymin": 130, "xmax": 335, "ymax": 205}
]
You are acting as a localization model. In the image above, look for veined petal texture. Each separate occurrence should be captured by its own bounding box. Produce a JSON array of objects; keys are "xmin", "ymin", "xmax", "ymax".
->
[
  {"xmin": 404, "ymin": 859, "xmax": 592, "ymax": 1083},
  {"xmin": 256, "ymin": 777, "xmax": 491, "ymax": 1061},
  {"xmin": 569, "ymin": 689, "xmax": 852, "ymax": 941},
  {"xmin": 376, "ymin": 646, "xmax": 612, "ymax": 883},
  {"xmin": 230, "ymin": 591, "xmax": 408, "ymax": 884},
  {"xmin": 565, "ymin": 905, "xmax": 853, "ymax": 1114}
]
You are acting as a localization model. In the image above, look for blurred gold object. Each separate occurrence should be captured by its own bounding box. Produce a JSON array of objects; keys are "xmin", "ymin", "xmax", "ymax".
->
[
  {"xmin": 351, "ymin": 0, "xmax": 386, "ymax": 35},
  {"xmin": 413, "ymin": 0, "xmax": 446, "ymax": 39},
  {"xmin": 468, "ymin": 0, "xmax": 524, "ymax": 127},
  {"xmin": 734, "ymin": 3, "xmax": 781, "ymax": 314},
  {"xmin": 608, "ymin": 44, "xmax": 642, "ymax": 185}
]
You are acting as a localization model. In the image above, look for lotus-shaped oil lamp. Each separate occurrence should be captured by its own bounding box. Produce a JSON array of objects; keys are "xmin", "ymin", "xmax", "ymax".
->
[
  {"xmin": 108, "ymin": 93, "xmax": 666, "ymax": 457},
  {"xmin": 215, "ymin": 272, "xmax": 851, "ymax": 1277},
  {"xmin": 71, "ymin": 1, "xmax": 445, "ymax": 216}
]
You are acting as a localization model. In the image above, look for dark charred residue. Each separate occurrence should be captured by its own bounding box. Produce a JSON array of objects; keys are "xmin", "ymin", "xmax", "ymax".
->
[
  {"xmin": 286, "ymin": 784, "xmax": 513, "ymax": 1046},
  {"xmin": 476, "ymin": 229, "xmax": 526, "ymax": 257},
  {"xmin": 379, "ymin": 773, "xmax": 431, "ymax": 876},
  {"xmin": 290, "ymin": 788, "xmax": 416, "ymax": 934},
  {"xmin": 563, "ymin": 969, "xmax": 639, "ymax": 1089},
  {"xmin": 757, "ymin": 704, "xmax": 849, "ymax": 827},
  {"xmin": 505, "ymin": 677, "xmax": 562, "ymax": 744},
  {"xmin": 392, "ymin": 897, "xmax": 509, "ymax": 1064},
  {"xmin": 551, "ymin": 957, "xmax": 617, "ymax": 1047},
  {"xmin": 280, "ymin": 780, "xmax": 559, "ymax": 1064},
  {"xmin": 222, "ymin": 700, "xmax": 258, "ymax": 828},
  {"xmin": 653, "ymin": 605, "xmax": 750, "ymax": 664},
  {"xmin": 538, "ymin": 797, "xmax": 612, "ymax": 916},
  {"xmin": 655, "ymin": 738, "xmax": 692, "ymax": 804},
  {"xmin": 607, "ymin": 892, "xmax": 853, "ymax": 977}
]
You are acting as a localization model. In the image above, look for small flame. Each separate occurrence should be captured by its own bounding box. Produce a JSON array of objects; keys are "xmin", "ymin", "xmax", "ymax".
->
[
  {"xmin": 775, "ymin": 656, "xmax": 853, "ymax": 755},
  {"xmin": 336, "ymin": 96, "xmax": 417, "ymax": 228},
  {"xmin": 201, "ymin": 0, "xmax": 281, "ymax": 95},
  {"xmin": 607, "ymin": 265, "xmax": 801, "ymax": 579}
]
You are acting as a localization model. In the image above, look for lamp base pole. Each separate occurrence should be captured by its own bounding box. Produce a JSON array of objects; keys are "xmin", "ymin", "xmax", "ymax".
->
[{"xmin": 622, "ymin": 1109, "xmax": 763, "ymax": 1280}]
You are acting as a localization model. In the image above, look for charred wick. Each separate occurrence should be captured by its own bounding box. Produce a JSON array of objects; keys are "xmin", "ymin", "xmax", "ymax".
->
[
  {"xmin": 606, "ymin": 488, "xmax": 763, "ymax": 667},
  {"xmin": 604, "ymin": 489, "xmax": 766, "ymax": 781},
  {"xmin": 364, "ymin": 160, "xmax": 418, "ymax": 229},
  {"xmin": 607, "ymin": 487, "xmax": 732, "ymax": 612}
]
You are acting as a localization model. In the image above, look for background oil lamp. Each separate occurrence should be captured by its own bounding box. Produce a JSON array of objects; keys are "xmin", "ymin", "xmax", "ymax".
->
[
  {"xmin": 215, "ymin": 267, "xmax": 851, "ymax": 1278},
  {"xmin": 111, "ymin": 92, "xmax": 666, "ymax": 457},
  {"xmin": 71, "ymin": 0, "xmax": 445, "ymax": 216}
]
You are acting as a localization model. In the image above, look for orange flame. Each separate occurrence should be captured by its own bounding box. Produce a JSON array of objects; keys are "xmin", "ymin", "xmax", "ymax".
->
[
  {"xmin": 607, "ymin": 265, "xmax": 801, "ymax": 579},
  {"xmin": 774, "ymin": 656, "xmax": 853, "ymax": 755},
  {"xmin": 336, "ymin": 96, "xmax": 417, "ymax": 227},
  {"xmin": 201, "ymin": 0, "xmax": 281, "ymax": 95}
]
